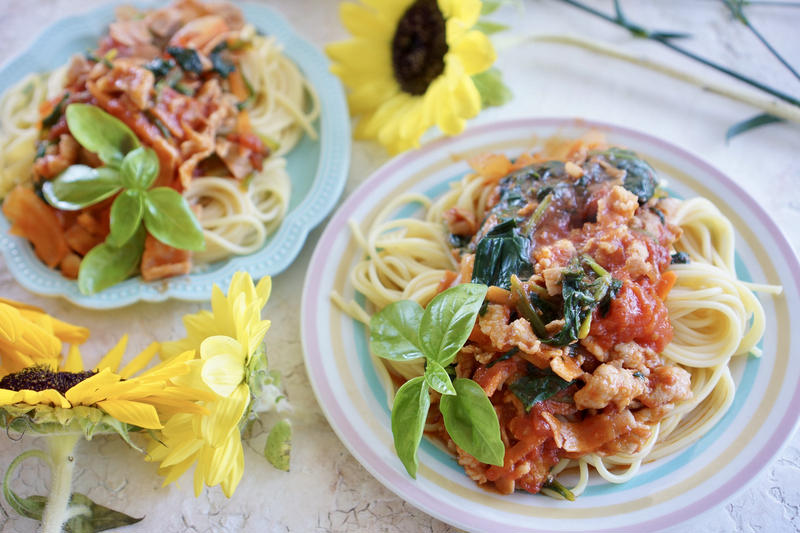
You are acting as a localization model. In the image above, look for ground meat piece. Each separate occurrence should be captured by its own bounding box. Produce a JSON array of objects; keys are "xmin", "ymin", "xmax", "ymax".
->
[
  {"xmin": 624, "ymin": 239, "xmax": 653, "ymax": 280},
  {"xmin": 640, "ymin": 365, "xmax": 692, "ymax": 408},
  {"xmin": 443, "ymin": 207, "xmax": 478, "ymax": 236},
  {"xmin": 574, "ymin": 363, "xmax": 646, "ymax": 410},
  {"xmin": 597, "ymin": 185, "xmax": 638, "ymax": 226}
]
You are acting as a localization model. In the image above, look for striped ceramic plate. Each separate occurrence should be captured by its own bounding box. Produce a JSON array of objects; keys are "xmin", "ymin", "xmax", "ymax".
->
[{"xmin": 300, "ymin": 118, "xmax": 800, "ymax": 532}]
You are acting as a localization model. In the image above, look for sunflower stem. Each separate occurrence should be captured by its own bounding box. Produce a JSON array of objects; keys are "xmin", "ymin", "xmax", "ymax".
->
[
  {"xmin": 493, "ymin": 32, "xmax": 800, "ymax": 124},
  {"xmin": 40, "ymin": 434, "xmax": 79, "ymax": 533},
  {"xmin": 557, "ymin": 0, "xmax": 800, "ymax": 108}
]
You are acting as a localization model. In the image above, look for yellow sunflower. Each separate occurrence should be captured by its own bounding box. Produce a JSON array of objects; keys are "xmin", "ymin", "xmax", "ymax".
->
[
  {"xmin": 0, "ymin": 299, "xmax": 211, "ymax": 434},
  {"xmin": 149, "ymin": 272, "xmax": 287, "ymax": 497},
  {"xmin": 327, "ymin": 0, "xmax": 498, "ymax": 153},
  {"xmin": 0, "ymin": 299, "xmax": 215, "ymax": 533}
]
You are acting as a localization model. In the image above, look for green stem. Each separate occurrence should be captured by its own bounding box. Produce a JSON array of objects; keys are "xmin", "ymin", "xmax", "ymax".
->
[
  {"xmin": 721, "ymin": 0, "xmax": 800, "ymax": 82},
  {"xmin": 558, "ymin": 0, "xmax": 800, "ymax": 108},
  {"xmin": 40, "ymin": 434, "xmax": 80, "ymax": 533}
]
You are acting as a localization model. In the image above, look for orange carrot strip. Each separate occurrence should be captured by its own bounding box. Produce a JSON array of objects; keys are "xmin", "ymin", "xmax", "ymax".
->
[
  {"xmin": 229, "ymin": 69, "xmax": 248, "ymax": 101},
  {"xmin": 656, "ymin": 271, "xmax": 678, "ymax": 300}
]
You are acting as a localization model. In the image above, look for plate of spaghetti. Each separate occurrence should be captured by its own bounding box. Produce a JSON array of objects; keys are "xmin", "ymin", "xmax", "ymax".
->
[
  {"xmin": 301, "ymin": 118, "xmax": 800, "ymax": 532},
  {"xmin": 0, "ymin": 0, "xmax": 349, "ymax": 308}
]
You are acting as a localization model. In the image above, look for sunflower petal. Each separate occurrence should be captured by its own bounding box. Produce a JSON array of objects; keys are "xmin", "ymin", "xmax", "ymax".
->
[
  {"xmin": 340, "ymin": 2, "xmax": 393, "ymax": 40},
  {"xmin": 201, "ymin": 354, "xmax": 245, "ymax": 398},
  {"xmin": 65, "ymin": 368, "xmax": 120, "ymax": 405},
  {"xmin": 0, "ymin": 304, "xmax": 20, "ymax": 343},
  {"xmin": 438, "ymin": 0, "xmax": 481, "ymax": 27},
  {"xmin": 254, "ymin": 275, "xmax": 272, "ymax": 308},
  {"xmin": 63, "ymin": 344, "xmax": 84, "ymax": 372},
  {"xmin": 96, "ymin": 399, "xmax": 162, "ymax": 429},
  {"xmin": 207, "ymin": 432, "xmax": 243, "ymax": 489},
  {"xmin": 96, "ymin": 334, "xmax": 128, "ymax": 372},
  {"xmin": 221, "ymin": 441, "xmax": 245, "ymax": 498},
  {"xmin": 49, "ymin": 317, "xmax": 90, "ymax": 344},
  {"xmin": 200, "ymin": 383, "xmax": 249, "ymax": 448},
  {"xmin": 159, "ymin": 455, "xmax": 196, "ymax": 487},
  {"xmin": 119, "ymin": 342, "xmax": 160, "ymax": 379},
  {"xmin": 451, "ymin": 30, "xmax": 496, "ymax": 76}
]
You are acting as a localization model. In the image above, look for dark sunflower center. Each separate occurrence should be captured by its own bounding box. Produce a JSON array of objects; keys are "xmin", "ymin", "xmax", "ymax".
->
[
  {"xmin": 0, "ymin": 366, "xmax": 97, "ymax": 394},
  {"xmin": 391, "ymin": 0, "xmax": 448, "ymax": 96}
]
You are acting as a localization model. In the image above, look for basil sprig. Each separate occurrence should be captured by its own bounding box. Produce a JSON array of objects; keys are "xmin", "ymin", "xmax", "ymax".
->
[
  {"xmin": 41, "ymin": 104, "xmax": 205, "ymax": 294},
  {"xmin": 370, "ymin": 284, "xmax": 505, "ymax": 478}
]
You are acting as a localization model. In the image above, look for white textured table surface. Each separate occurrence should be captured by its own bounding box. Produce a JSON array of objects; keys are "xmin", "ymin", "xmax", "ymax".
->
[{"xmin": 1, "ymin": 1, "xmax": 799, "ymax": 532}]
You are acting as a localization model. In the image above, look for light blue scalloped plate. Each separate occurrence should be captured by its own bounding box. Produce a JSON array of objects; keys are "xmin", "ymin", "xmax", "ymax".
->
[{"xmin": 0, "ymin": 2, "xmax": 350, "ymax": 309}]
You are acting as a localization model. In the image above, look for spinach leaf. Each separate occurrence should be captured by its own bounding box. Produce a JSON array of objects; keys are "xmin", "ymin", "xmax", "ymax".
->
[
  {"xmin": 78, "ymin": 225, "xmax": 145, "ymax": 295},
  {"xmin": 486, "ymin": 347, "xmax": 518, "ymax": 368},
  {"xmin": 108, "ymin": 189, "xmax": 144, "ymax": 247},
  {"xmin": 509, "ymin": 365, "xmax": 574, "ymax": 412},
  {"xmin": 120, "ymin": 146, "xmax": 159, "ymax": 190},
  {"xmin": 41, "ymin": 93, "xmax": 69, "ymax": 128},
  {"xmin": 542, "ymin": 256, "xmax": 622, "ymax": 346},
  {"xmin": 391, "ymin": 376, "xmax": 430, "ymax": 478},
  {"xmin": 419, "ymin": 283, "xmax": 488, "ymax": 366},
  {"xmin": 42, "ymin": 165, "xmax": 121, "ymax": 210},
  {"xmin": 670, "ymin": 251, "xmax": 690, "ymax": 264},
  {"xmin": 143, "ymin": 187, "xmax": 205, "ymax": 251},
  {"xmin": 65, "ymin": 104, "xmax": 140, "ymax": 167},
  {"xmin": 424, "ymin": 361, "xmax": 456, "ymax": 396},
  {"xmin": 598, "ymin": 147, "xmax": 658, "ymax": 205},
  {"xmin": 210, "ymin": 42, "xmax": 236, "ymax": 78},
  {"xmin": 370, "ymin": 300, "xmax": 425, "ymax": 361},
  {"xmin": 471, "ymin": 219, "xmax": 532, "ymax": 290},
  {"xmin": 145, "ymin": 57, "xmax": 176, "ymax": 78},
  {"xmin": 166, "ymin": 46, "xmax": 204, "ymax": 74},
  {"xmin": 439, "ymin": 378, "xmax": 504, "ymax": 466}
]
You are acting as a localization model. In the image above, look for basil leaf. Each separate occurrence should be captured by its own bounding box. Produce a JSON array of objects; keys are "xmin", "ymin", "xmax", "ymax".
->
[
  {"xmin": 120, "ymin": 146, "xmax": 159, "ymax": 190},
  {"xmin": 424, "ymin": 361, "xmax": 456, "ymax": 396},
  {"xmin": 65, "ymin": 104, "xmax": 140, "ymax": 167},
  {"xmin": 143, "ymin": 187, "xmax": 205, "ymax": 251},
  {"xmin": 419, "ymin": 283, "xmax": 488, "ymax": 366},
  {"xmin": 391, "ymin": 376, "xmax": 430, "ymax": 478},
  {"xmin": 369, "ymin": 300, "xmax": 425, "ymax": 361},
  {"xmin": 108, "ymin": 189, "xmax": 144, "ymax": 247},
  {"xmin": 471, "ymin": 219, "xmax": 532, "ymax": 290},
  {"xmin": 439, "ymin": 378, "xmax": 504, "ymax": 466},
  {"xmin": 509, "ymin": 366, "xmax": 574, "ymax": 412},
  {"xmin": 42, "ymin": 165, "xmax": 121, "ymax": 210},
  {"xmin": 78, "ymin": 225, "xmax": 145, "ymax": 295},
  {"xmin": 166, "ymin": 46, "xmax": 204, "ymax": 74}
]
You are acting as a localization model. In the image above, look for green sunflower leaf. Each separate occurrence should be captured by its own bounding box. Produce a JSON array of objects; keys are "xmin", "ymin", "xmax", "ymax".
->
[
  {"xmin": 264, "ymin": 419, "xmax": 292, "ymax": 472},
  {"xmin": 474, "ymin": 20, "xmax": 509, "ymax": 35},
  {"xmin": 725, "ymin": 113, "xmax": 785, "ymax": 142},
  {"xmin": 471, "ymin": 68, "xmax": 513, "ymax": 109},
  {"xmin": 64, "ymin": 493, "xmax": 143, "ymax": 533}
]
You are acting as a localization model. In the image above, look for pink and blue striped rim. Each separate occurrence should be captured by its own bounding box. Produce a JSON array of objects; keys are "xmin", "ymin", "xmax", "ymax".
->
[{"xmin": 301, "ymin": 118, "xmax": 800, "ymax": 532}]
